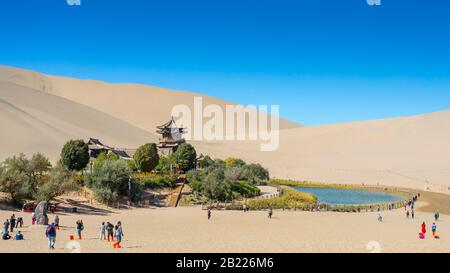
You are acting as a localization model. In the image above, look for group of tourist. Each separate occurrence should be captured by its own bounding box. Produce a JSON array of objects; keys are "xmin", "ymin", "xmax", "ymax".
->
[
  {"xmin": 420, "ymin": 221, "xmax": 440, "ymax": 240},
  {"xmin": 99, "ymin": 221, "xmax": 124, "ymax": 248},
  {"xmin": 2, "ymin": 214, "xmax": 24, "ymax": 241}
]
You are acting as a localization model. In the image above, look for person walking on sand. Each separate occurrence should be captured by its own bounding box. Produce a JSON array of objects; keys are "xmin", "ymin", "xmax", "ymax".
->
[
  {"xmin": 268, "ymin": 207, "xmax": 273, "ymax": 219},
  {"xmin": 431, "ymin": 222, "xmax": 437, "ymax": 236},
  {"xmin": 113, "ymin": 224, "xmax": 124, "ymax": 248},
  {"xmin": 434, "ymin": 211, "xmax": 440, "ymax": 221},
  {"xmin": 76, "ymin": 220, "xmax": 84, "ymax": 240},
  {"xmin": 10, "ymin": 214, "xmax": 16, "ymax": 233},
  {"xmin": 3, "ymin": 219, "xmax": 10, "ymax": 235},
  {"xmin": 16, "ymin": 216, "xmax": 23, "ymax": 228},
  {"xmin": 406, "ymin": 210, "xmax": 410, "ymax": 219},
  {"xmin": 99, "ymin": 222, "xmax": 106, "ymax": 240},
  {"xmin": 411, "ymin": 210, "xmax": 415, "ymax": 219},
  {"xmin": 207, "ymin": 208, "xmax": 212, "ymax": 220},
  {"xmin": 106, "ymin": 222, "xmax": 114, "ymax": 242},
  {"xmin": 45, "ymin": 223, "xmax": 57, "ymax": 250},
  {"xmin": 54, "ymin": 215, "xmax": 60, "ymax": 230},
  {"xmin": 377, "ymin": 214, "xmax": 383, "ymax": 222},
  {"xmin": 421, "ymin": 222, "xmax": 426, "ymax": 235}
]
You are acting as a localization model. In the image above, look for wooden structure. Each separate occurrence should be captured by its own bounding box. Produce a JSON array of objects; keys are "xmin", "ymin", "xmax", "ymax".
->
[
  {"xmin": 156, "ymin": 117, "xmax": 187, "ymax": 155},
  {"xmin": 87, "ymin": 138, "xmax": 132, "ymax": 160}
]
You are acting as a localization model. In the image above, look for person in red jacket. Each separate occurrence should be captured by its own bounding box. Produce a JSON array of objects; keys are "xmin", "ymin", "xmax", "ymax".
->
[{"xmin": 421, "ymin": 222, "xmax": 427, "ymax": 234}]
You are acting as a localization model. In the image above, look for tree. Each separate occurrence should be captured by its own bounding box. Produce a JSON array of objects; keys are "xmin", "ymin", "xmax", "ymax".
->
[
  {"xmin": 172, "ymin": 143, "xmax": 197, "ymax": 173},
  {"xmin": 35, "ymin": 164, "xmax": 79, "ymax": 202},
  {"xmin": 0, "ymin": 160, "xmax": 29, "ymax": 204},
  {"xmin": 0, "ymin": 153, "xmax": 52, "ymax": 203},
  {"xmin": 225, "ymin": 157, "xmax": 246, "ymax": 168},
  {"xmin": 202, "ymin": 168, "xmax": 232, "ymax": 201},
  {"xmin": 239, "ymin": 163, "xmax": 269, "ymax": 184},
  {"xmin": 198, "ymin": 155, "xmax": 214, "ymax": 169},
  {"xmin": 133, "ymin": 143, "xmax": 159, "ymax": 172},
  {"xmin": 154, "ymin": 155, "xmax": 173, "ymax": 174},
  {"xmin": 60, "ymin": 140, "xmax": 90, "ymax": 171},
  {"xmin": 86, "ymin": 159, "xmax": 140, "ymax": 205}
]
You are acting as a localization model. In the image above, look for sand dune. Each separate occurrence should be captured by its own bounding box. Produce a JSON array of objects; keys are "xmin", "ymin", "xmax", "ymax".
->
[
  {"xmin": 1, "ymin": 66, "xmax": 449, "ymax": 194},
  {"xmin": 0, "ymin": 81, "xmax": 156, "ymax": 161}
]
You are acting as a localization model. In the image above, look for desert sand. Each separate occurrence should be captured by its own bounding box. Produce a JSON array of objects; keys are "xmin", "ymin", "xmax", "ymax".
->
[
  {"xmin": 1, "ymin": 65, "xmax": 449, "ymax": 194},
  {"xmin": 0, "ymin": 204, "xmax": 448, "ymax": 253}
]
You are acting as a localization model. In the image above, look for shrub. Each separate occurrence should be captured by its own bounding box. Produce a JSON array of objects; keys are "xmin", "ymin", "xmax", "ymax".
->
[
  {"xmin": 197, "ymin": 155, "xmax": 214, "ymax": 169},
  {"xmin": 0, "ymin": 153, "xmax": 53, "ymax": 204},
  {"xmin": 86, "ymin": 159, "xmax": 140, "ymax": 204},
  {"xmin": 172, "ymin": 143, "xmax": 197, "ymax": 173},
  {"xmin": 133, "ymin": 143, "xmax": 159, "ymax": 172},
  {"xmin": 239, "ymin": 163, "xmax": 269, "ymax": 184},
  {"xmin": 225, "ymin": 157, "xmax": 246, "ymax": 168},
  {"xmin": 231, "ymin": 180, "xmax": 261, "ymax": 198},
  {"xmin": 154, "ymin": 155, "xmax": 172, "ymax": 174},
  {"xmin": 35, "ymin": 164, "xmax": 79, "ymax": 202},
  {"xmin": 247, "ymin": 187, "xmax": 317, "ymax": 210},
  {"xmin": 60, "ymin": 140, "xmax": 90, "ymax": 171},
  {"xmin": 138, "ymin": 175, "xmax": 177, "ymax": 189}
]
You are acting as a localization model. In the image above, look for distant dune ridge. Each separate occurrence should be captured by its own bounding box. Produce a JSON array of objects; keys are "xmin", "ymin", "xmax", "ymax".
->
[{"xmin": 0, "ymin": 65, "xmax": 449, "ymax": 194}]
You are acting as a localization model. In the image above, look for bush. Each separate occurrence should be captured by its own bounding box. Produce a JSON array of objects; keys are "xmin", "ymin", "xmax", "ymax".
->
[
  {"xmin": 60, "ymin": 140, "xmax": 90, "ymax": 171},
  {"xmin": 197, "ymin": 155, "xmax": 214, "ymax": 169},
  {"xmin": 0, "ymin": 153, "xmax": 52, "ymax": 204},
  {"xmin": 138, "ymin": 175, "xmax": 177, "ymax": 189},
  {"xmin": 231, "ymin": 180, "xmax": 261, "ymax": 198},
  {"xmin": 35, "ymin": 163, "xmax": 79, "ymax": 202},
  {"xmin": 239, "ymin": 163, "xmax": 269, "ymax": 184},
  {"xmin": 133, "ymin": 143, "xmax": 159, "ymax": 172},
  {"xmin": 172, "ymin": 143, "xmax": 197, "ymax": 173},
  {"xmin": 225, "ymin": 157, "xmax": 246, "ymax": 168},
  {"xmin": 154, "ymin": 155, "xmax": 172, "ymax": 174},
  {"xmin": 247, "ymin": 187, "xmax": 317, "ymax": 210},
  {"xmin": 86, "ymin": 159, "xmax": 140, "ymax": 204},
  {"xmin": 188, "ymin": 158, "xmax": 264, "ymax": 201}
]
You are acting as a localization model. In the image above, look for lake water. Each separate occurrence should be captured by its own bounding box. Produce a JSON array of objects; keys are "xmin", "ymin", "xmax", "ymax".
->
[{"xmin": 292, "ymin": 186, "xmax": 403, "ymax": 205}]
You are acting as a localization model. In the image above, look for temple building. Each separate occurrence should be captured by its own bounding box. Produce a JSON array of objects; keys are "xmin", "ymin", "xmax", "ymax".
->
[
  {"xmin": 156, "ymin": 117, "xmax": 187, "ymax": 155},
  {"xmin": 87, "ymin": 138, "xmax": 132, "ymax": 160}
]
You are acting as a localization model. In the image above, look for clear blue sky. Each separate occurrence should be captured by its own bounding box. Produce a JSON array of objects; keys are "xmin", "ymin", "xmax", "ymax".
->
[{"xmin": 1, "ymin": 0, "xmax": 449, "ymax": 125}]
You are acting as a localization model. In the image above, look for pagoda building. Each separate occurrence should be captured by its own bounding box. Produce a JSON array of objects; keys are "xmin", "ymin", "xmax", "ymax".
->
[{"xmin": 156, "ymin": 117, "xmax": 187, "ymax": 155}]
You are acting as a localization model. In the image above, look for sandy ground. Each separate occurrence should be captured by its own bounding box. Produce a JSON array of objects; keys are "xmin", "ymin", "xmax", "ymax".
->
[
  {"xmin": 0, "ymin": 204, "xmax": 448, "ymax": 253},
  {"xmin": 1, "ymin": 65, "xmax": 449, "ymax": 194}
]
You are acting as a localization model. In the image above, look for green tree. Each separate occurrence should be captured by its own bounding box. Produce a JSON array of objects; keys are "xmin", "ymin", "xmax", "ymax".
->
[
  {"xmin": 0, "ymin": 159, "xmax": 30, "ymax": 204},
  {"xmin": 198, "ymin": 155, "xmax": 214, "ymax": 169},
  {"xmin": 172, "ymin": 143, "xmax": 197, "ymax": 173},
  {"xmin": 154, "ymin": 155, "xmax": 173, "ymax": 174},
  {"xmin": 60, "ymin": 140, "xmax": 90, "ymax": 171},
  {"xmin": 35, "ymin": 163, "xmax": 79, "ymax": 202},
  {"xmin": 133, "ymin": 143, "xmax": 159, "ymax": 172},
  {"xmin": 239, "ymin": 163, "xmax": 269, "ymax": 184},
  {"xmin": 86, "ymin": 159, "xmax": 140, "ymax": 205}
]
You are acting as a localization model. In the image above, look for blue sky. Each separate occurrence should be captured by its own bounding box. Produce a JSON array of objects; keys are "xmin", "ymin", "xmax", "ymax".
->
[{"xmin": 1, "ymin": 0, "xmax": 449, "ymax": 125}]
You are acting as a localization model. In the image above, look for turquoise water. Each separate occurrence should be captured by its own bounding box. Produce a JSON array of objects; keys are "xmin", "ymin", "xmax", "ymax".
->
[{"xmin": 292, "ymin": 186, "xmax": 403, "ymax": 205}]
